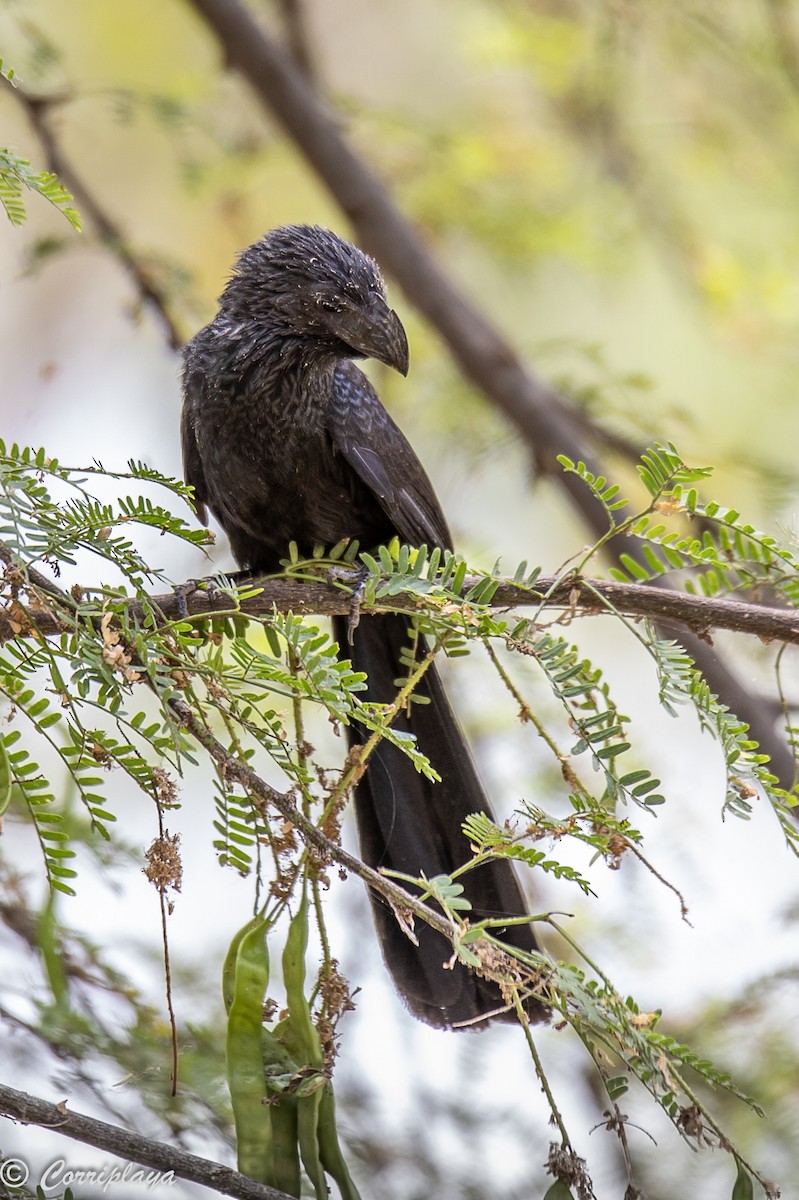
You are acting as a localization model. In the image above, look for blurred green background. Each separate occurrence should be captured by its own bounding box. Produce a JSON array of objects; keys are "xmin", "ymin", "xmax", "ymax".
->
[{"xmin": 1, "ymin": 2, "xmax": 799, "ymax": 1197}]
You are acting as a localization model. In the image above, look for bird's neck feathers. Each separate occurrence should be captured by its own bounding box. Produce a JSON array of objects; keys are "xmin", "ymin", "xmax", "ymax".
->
[
  {"xmin": 216, "ymin": 310, "xmax": 342, "ymax": 381},
  {"xmin": 208, "ymin": 310, "xmax": 343, "ymax": 430}
]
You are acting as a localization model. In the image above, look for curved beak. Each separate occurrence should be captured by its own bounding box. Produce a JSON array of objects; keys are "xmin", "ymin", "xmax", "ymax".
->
[{"xmin": 328, "ymin": 301, "xmax": 410, "ymax": 376}]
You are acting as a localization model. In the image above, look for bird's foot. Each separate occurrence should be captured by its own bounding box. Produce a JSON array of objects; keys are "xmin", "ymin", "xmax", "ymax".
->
[
  {"xmin": 172, "ymin": 572, "xmax": 247, "ymax": 620},
  {"xmin": 173, "ymin": 579, "xmax": 201, "ymax": 621},
  {"xmin": 327, "ymin": 564, "xmax": 370, "ymax": 644}
]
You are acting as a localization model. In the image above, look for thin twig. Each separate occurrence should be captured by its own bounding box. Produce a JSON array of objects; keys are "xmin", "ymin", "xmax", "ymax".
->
[
  {"xmin": 0, "ymin": 1083, "xmax": 292, "ymax": 1200},
  {"xmin": 513, "ymin": 990, "xmax": 571, "ymax": 1147},
  {"xmin": 620, "ymin": 841, "xmax": 691, "ymax": 924},
  {"xmin": 483, "ymin": 636, "xmax": 592, "ymax": 793},
  {"xmin": 154, "ymin": 803, "xmax": 180, "ymax": 1097},
  {"xmin": 164, "ymin": 692, "xmax": 461, "ymax": 947},
  {"xmin": 4, "ymin": 79, "xmax": 183, "ymax": 351}
]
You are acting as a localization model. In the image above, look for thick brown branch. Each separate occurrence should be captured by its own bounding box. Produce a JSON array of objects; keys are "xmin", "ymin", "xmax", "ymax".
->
[
  {"xmin": 0, "ymin": 1082, "xmax": 291, "ymax": 1200},
  {"xmin": 277, "ymin": 0, "xmax": 318, "ymax": 82},
  {"xmin": 3, "ymin": 573, "xmax": 799, "ymax": 646}
]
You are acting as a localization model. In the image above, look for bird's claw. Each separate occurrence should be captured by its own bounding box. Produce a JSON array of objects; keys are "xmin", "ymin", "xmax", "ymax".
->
[
  {"xmin": 328, "ymin": 564, "xmax": 370, "ymax": 644},
  {"xmin": 173, "ymin": 579, "xmax": 200, "ymax": 621},
  {"xmin": 172, "ymin": 574, "xmax": 242, "ymax": 620}
]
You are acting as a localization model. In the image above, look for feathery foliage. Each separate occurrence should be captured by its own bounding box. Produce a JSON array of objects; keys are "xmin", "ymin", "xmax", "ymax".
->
[{"xmin": 0, "ymin": 439, "xmax": 790, "ymax": 1197}]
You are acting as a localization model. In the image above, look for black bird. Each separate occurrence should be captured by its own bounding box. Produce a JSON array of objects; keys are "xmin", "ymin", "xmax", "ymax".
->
[{"xmin": 181, "ymin": 225, "xmax": 546, "ymax": 1028}]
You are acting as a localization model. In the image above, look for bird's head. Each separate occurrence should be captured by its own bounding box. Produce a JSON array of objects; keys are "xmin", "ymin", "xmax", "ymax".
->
[{"xmin": 220, "ymin": 224, "xmax": 409, "ymax": 375}]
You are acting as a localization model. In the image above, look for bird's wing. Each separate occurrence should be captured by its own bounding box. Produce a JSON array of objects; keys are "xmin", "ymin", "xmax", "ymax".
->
[
  {"xmin": 329, "ymin": 361, "xmax": 452, "ymax": 551},
  {"xmin": 180, "ymin": 365, "xmax": 209, "ymax": 525}
]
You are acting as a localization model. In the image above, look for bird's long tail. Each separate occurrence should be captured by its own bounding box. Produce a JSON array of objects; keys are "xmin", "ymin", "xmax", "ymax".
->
[{"xmin": 333, "ymin": 612, "xmax": 547, "ymax": 1028}]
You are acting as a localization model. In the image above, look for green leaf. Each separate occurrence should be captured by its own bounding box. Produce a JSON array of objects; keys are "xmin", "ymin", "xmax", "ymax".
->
[
  {"xmin": 281, "ymin": 892, "xmax": 327, "ymax": 1199},
  {"xmin": 0, "ymin": 737, "xmax": 12, "ymax": 818},
  {"xmin": 225, "ymin": 916, "xmax": 273, "ymax": 1183},
  {"xmin": 425, "ymin": 874, "xmax": 472, "ymax": 911},
  {"xmin": 543, "ymin": 1183, "xmax": 575, "ymax": 1200},
  {"xmin": 317, "ymin": 1084, "xmax": 362, "ymax": 1200},
  {"xmin": 0, "ymin": 148, "xmax": 81, "ymax": 229},
  {"xmin": 606, "ymin": 1074, "xmax": 629, "ymax": 1101},
  {"xmin": 731, "ymin": 1161, "xmax": 754, "ymax": 1200},
  {"xmin": 618, "ymin": 553, "xmax": 650, "ymax": 581}
]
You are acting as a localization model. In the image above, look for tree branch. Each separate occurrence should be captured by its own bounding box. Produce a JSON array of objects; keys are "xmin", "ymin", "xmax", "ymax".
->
[
  {"xmin": 4, "ymin": 78, "xmax": 183, "ymax": 352},
  {"xmin": 277, "ymin": 0, "xmax": 318, "ymax": 83},
  {"xmin": 3, "ymin": 571, "xmax": 799, "ymax": 646},
  {"xmin": 0, "ymin": 1083, "xmax": 295, "ymax": 1200}
]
